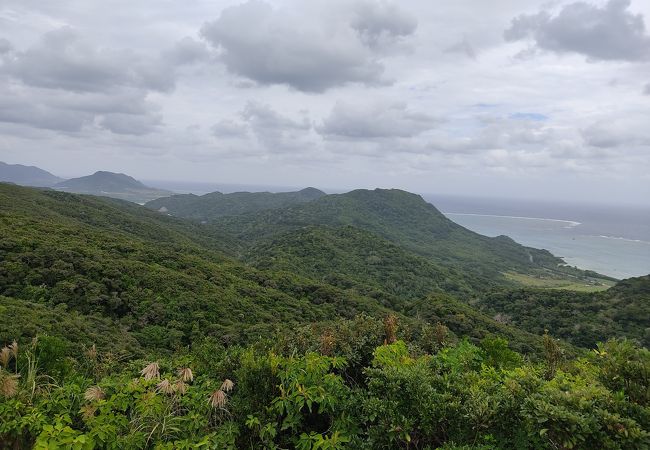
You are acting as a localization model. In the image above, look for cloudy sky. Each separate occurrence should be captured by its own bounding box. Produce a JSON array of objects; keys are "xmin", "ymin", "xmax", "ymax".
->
[{"xmin": 1, "ymin": 0, "xmax": 649, "ymax": 203}]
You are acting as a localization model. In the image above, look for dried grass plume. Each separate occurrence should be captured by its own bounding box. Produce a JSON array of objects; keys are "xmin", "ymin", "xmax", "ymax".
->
[
  {"xmin": 384, "ymin": 314, "xmax": 398, "ymax": 344},
  {"xmin": 177, "ymin": 367, "xmax": 193, "ymax": 382},
  {"xmin": 208, "ymin": 389, "xmax": 227, "ymax": 408},
  {"xmin": 140, "ymin": 362, "xmax": 160, "ymax": 380},
  {"xmin": 80, "ymin": 404, "xmax": 97, "ymax": 421},
  {"xmin": 86, "ymin": 344, "xmax": 97, "ymax": 360},
  {"xmin": 0, "ymin": 374, "xmax": 19, "ymax": 398},
  {"xmin": 156, "ymin": 379, "xmax": 175, "ymax": 395},
  {"xmin": 175, "ymin": 380, "xmax": 188, "ymax": 395},
  {"xmin": 84, "ymin": 385, "xmax": 105, "ymax": 402},
  {"xmin": 0, "ymin": 347, "xmax": 9, "ymax": 369},
  {"xmin": 220, "ymin": 379, "xmax": 234, "ymax": 392}
]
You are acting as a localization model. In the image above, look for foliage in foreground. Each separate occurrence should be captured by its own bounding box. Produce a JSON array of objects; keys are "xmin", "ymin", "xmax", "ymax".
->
[{"xmin": 1, "ymin": 320, "xmax": 648, "ymax": 449}]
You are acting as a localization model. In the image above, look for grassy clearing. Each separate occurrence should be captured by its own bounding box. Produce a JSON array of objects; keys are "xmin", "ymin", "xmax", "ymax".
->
[{"xmin": 504, "ymin": 271, "xmax": 615, "ymax": 292}]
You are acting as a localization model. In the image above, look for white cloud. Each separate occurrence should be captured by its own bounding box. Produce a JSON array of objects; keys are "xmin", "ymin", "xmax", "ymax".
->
[
  {"xmin": 1, "ymin": 0, "xmax": 649, "ymax": 203},
  {"xmin": 319, "ymin": 100, "xmax": 438, "ymax": 139},
  {"xmin": 200, "ymin": 0, "xmax": 416, "ymax": 92},
  {"xmin": 505, "ymin": 0, "xmax": 650, "ymax": 61}
]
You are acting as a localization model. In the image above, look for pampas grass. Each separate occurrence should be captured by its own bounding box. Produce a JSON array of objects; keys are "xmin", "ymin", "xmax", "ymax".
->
[
  {"xmin": 0, "ymin": 373, "xmax": 19, "ymax": 398},
  {"xmin": 156, "ymin": 379, "xmax": 175, "ymax": 395},
  {"xmin": 80, "ymin": 405, "xmax": 97, "ymax": 421},
  {"xmin": 86, "ymin": 344, "xmax": 97, "ymax": 360},
  {"xmin": 80, "ymin": 404, "xmax": 97, "ymax": 421},
  {"xmin": 208, "ymin": 389, "xmax": 227, "ymax": 409},
  {"xmin": 0, "ymin": 347, "xmax": 9, "ymax": 369},
  {"xmin": 177, "ymin": 367, "xmax": 193, "ymax": 382},
  {"xmin": 174, "ymin": 380, "xmax": 188, "ymax": 395},
  {"xmin": 384, "ymin": 314, "xmax": 398, "ymax": 344},
  {"xmin": 220, "ymin": 379, "xmax": 234, "ymax": 392},
  {"xmin": 84, "ymin": 385, "xmax": 105, "ymax": 401},
  {"xmin": 209, "ymin": 379, "xmax": 234, "ymax": 409},
  {"xmin": 141, "ymin": 362, "xmax": 160, "ymax": 380}
]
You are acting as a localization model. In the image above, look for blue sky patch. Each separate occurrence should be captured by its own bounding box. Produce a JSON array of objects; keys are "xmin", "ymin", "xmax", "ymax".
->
[{"xmin": 510, "ymin": 112, "xmax": 548, "ymax": 121}]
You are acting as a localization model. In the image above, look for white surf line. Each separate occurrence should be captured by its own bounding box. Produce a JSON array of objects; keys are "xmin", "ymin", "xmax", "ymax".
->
[
  {"xmin": 595, "ymin": 235, "xmax": 650, "ymax": 245},
  {"xmin": 443, "ymin": 212, "xmax": 581, "ymax": 228}
]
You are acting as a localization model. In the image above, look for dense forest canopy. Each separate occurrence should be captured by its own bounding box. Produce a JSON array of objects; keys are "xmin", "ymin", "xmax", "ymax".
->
[{"xmin": 1, "ymin": 183, "xmax": 648, "ymax": 449}]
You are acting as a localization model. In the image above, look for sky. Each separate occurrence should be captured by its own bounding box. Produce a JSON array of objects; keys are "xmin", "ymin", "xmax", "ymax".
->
[{"xmin": 0, "ymin": 0, "xmax": 649, "ymax": 204}]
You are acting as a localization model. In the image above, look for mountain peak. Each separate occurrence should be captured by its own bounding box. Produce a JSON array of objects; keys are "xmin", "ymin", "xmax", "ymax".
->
[
  {"xmin": 0, "ymin": 161, "xmax": 64, "ymax": 187},
  {"xmin": 53, "ymin": 171, "xmax": 170, "ymax": 203},
  {"xmin": 57, "ymin": 171, "xmax": 146, "ymax": 191},
  {"xmin": 298, "ymin": 187, "xmax": 326, "ymax": 198}
]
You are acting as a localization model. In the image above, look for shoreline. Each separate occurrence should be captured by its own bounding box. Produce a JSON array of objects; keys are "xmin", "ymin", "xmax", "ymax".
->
[
  {"xmin": 445, "ymin": 212, "xmax": 650, "ymax": 279},
  {"xmin": 443, "ymin": 212, "xmax": 581, "ymax": 228}
]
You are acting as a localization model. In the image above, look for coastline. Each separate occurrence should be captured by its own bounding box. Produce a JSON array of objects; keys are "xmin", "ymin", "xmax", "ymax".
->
[
  {"xmin": 443, "ymin": 212, "xmax": 581, "ymax": 228},
  {"xmin": 444, "ymin": 212, "xmax": 650, "ymax": 279}
]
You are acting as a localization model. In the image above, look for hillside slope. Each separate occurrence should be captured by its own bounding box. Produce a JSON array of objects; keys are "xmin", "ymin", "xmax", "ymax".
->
[
  {"xmin": 212, "ymin": 189, "xmax": 603, "ymax": 287},
  {"xmin": 0, "ymin": 184, "xmax": 392, "ymax": 348},
  {"xmin": 0, "ymin": 183, "xmax": 554, "ymax": 356},
  {"xmin": 0, "ymin": 295, "xmax": 142, "ymax": 355},
  {"xmin": 246, "ymin": 225, "xmax": 476, "ymax": 299},
  {"xmin": 473, "ymin": 274, "xmax": 650, "ymax": 347},
  {"xmin": 145, "ymin": 187, "xmax": 326, "ymax": 220}
]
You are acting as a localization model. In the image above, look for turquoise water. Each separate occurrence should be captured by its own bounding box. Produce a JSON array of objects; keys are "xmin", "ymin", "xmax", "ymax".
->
[{"xmin": 443, "ymin": 212, "xmax": 650, "ymax": 280}]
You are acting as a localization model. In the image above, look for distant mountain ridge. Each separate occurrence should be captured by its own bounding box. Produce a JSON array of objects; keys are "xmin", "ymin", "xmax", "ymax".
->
[
  {"xmin": 55, "ymin": 171, "xmax": 172, "ymax": 203},
  {"xmin": 145, "ymin": 187, "xmax": 326, "ymax": 220},
  {"xmin": 0, "ymin": 161, "xmax": 63, "ymax": 187},
  {"xmin": 56, "ymin": 171, "xmax": 147, "ymax": 191}
]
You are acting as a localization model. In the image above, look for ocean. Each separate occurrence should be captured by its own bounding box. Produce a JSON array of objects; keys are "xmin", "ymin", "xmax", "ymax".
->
[{"xmin": 424, "ymin": 194, "xmax": 650, "ymax": 280}]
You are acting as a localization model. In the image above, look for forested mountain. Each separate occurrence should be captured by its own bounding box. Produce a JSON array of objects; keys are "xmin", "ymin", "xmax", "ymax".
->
[
  {"xmin": 1, "ymin": 183, "xmax": 632, "ymax": 349},
  {"xmin": 1, "ymin": 183, "xmax": 648, "ymax": 448},
  {"xmin": 0, "ymin": 184, "xmax": 395, "ymax": 348},
  {"xmin": 145, "ymin": 187, "xmax": 326, "ymax": 220},
  {"xmin": 0, "ymin": 161, "xmax": 63, "ymax": 187},
  {"xmin": 54, "ymin": 171, "xmax": 172, "ymax": 203},
  {"xmin": 0, "ymin": 183, "xmax": 555, "ymax": 353},
  {"xmin": 212, "ymin": 188, "xmax": 609, "ymax": 288}
]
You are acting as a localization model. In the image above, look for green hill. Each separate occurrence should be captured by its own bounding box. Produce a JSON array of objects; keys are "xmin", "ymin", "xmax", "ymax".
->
[
  {"xmin": 54, "ymin": 171, "xmax": 172, "ymax": 203},
  {"xmin": 1, "ymin": 183, "xmax": 627, "ymax": 353},
  {"xmin": 145, "ymin": 187, "xmax": 326, "ymax": 220},
  {"xmin": 212, "ymin": 188, "xmax": 605, "ymax": 288},
  {"xmin": 0, "ymin": 184, "xmax": 393, "ymax": 349},
  {"xmin": 1, "ymin": 184, "xmax": 648, "ymax": 449},
  {"xmin": 0, "ymin": 183, "xmax": 553, "ymax": 355},
  {"xmin": 0, "ymin": 295, "xmax": 142, "ymax": 355}
]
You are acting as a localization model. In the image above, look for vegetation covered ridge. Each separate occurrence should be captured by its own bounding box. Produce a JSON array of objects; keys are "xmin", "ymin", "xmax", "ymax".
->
[
  {"xmin": 0, "ymin": 183, "xmax": 399, "ymax": 349},
  {"xmin": 145, "ymin": 187, "xmax": 326, "ymax": 220},
  {"xmin": 210, "ymin": 188, "xmax": 612, "ymax": 288},
  {"xmin": 1, "ymin": 183, "xmax": 648, "ymax": 449}
]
